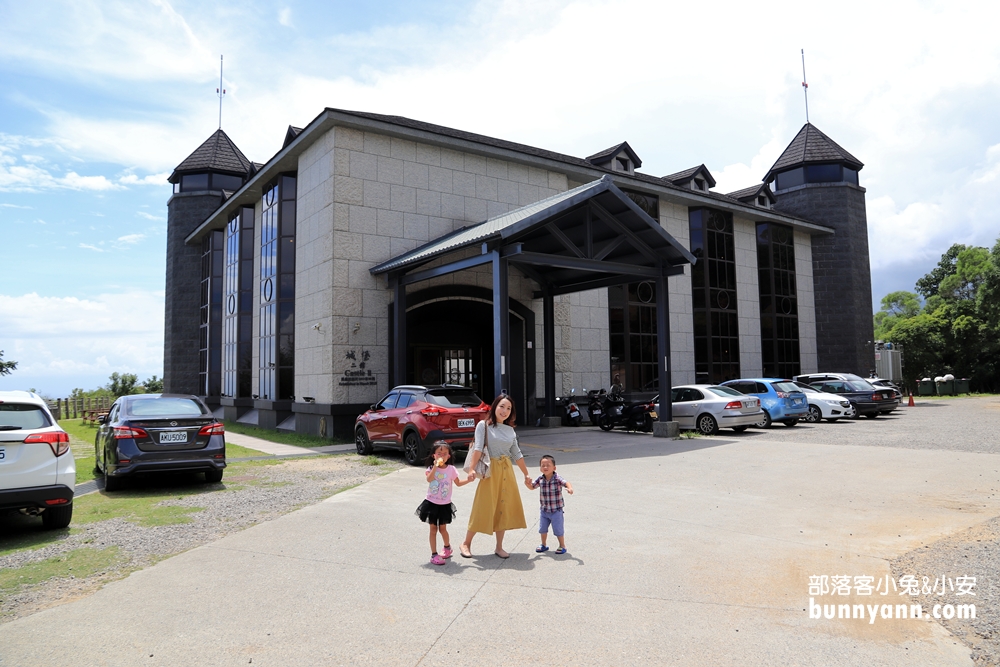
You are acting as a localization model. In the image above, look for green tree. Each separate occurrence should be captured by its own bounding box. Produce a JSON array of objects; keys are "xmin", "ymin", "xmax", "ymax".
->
[
  {"xmin": 0, "ymin": 350, "xmax": 17, "ymax": 376},
  {"xmin": 882, "ymin": 312, "xmax": 947, "ymax": 387},
  {"xmin": 143, "ymin": 375, "xmax": 164, "ymax": 393},
  {"xmin": 938, "ymin": 246, "xmax": 991, "ymax": 303},
  {"xmin": 915, "ymin": 243, "xmax": 969, "ymax": 299},
  {"xmin": 107, "ymin": 372, "xmax": 139, "ymax": 397},
  {"xmin": 873, "ymin": 291, "xmax": 921, "ymax": 340}
]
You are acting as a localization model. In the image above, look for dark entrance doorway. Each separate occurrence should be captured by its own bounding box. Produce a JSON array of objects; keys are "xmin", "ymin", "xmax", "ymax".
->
[{"xmin": 405, "ymin": 296, "xmax": 529, "ymax": 422}]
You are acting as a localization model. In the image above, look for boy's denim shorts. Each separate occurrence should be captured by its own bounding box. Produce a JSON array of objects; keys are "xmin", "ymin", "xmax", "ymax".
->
[{"xmin": 539, "ymin": 509, "xmax": 565, "ymax": 536}]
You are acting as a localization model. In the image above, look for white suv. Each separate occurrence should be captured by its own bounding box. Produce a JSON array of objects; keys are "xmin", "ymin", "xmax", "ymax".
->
[{"xmin": 0, "ymin": 391, "xmax": 75, "ymax": 529}]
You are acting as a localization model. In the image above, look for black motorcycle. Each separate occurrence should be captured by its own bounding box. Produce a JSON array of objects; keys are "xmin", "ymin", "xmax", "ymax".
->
[
  {"xmin": 554, "ymin": 388, "xmax": 583, "ymax": 426},
  {"xmin": 598, "ymin": 395, "xmax": 656, "ymax": 432},
  {"xmin": 586, "ymin": 388, "xmax": 606, "ymax": 425}
]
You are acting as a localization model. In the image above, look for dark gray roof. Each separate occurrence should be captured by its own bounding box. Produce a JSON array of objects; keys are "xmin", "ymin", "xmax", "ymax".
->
[
  {"xmin": 586, "ymin": 141, "xmax": 642, "ymax": 168},
  {"xmin": 283, "ymin": 126, "xmax": 303, "ymax": 149},
  {"xmin": 663, "ymin": 164, "xmax": 716, "ymax": 188},
  {"xmin": 371, "ymin": 175, "xmax": 694, "ymax": 276},
  {"xmin": 765, "ymin": 123, "xmax": 863, "ymax": 181},
  {"xmin": 170, "ymin": 129, "xmax": 252, "ymax": 182},
  {"xmin": 726, "ymin": 183, "xmax": 774, "ymax": 204}
]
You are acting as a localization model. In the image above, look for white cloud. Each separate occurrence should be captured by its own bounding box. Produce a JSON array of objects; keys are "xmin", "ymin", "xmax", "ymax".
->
[
  {"xmin": 79, "ymin": 243, "xmax": 104, "ymax": 252},
  {"xmin": 119, "ymin": 172, "xmax": 170, "ymax": 186},
  {"xmin": 278, "ymin": 7, "xmax": 293, "ymax": 27},
  {"xmin": 136, "ymin": 211, "xmax": 163, "ymax": 221},
  {"xmin": 115, "ymin": 233, "xmax": 145, "ymax": 245},
  {"xmin": 0, "ymin": 290, "xmax": 164, "ymax": 395},
  {"xmin": 0, "ymin": 203, "xmax": 32, "ymax": 209}
]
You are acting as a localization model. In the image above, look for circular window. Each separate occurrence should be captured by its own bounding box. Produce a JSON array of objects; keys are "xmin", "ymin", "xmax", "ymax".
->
[
  {"xmin": 712, "ymin": 214, "xmax": 728, "ymax": 232},
  {"xmin": 229, "ymin": 219, "xmax": 239, "ymax": 234},
  {"xmin": 227, "ymin": 294, "xmax": 236, "ymax": 314},
  {"xmin": 263, "ymin": 278, "xmax": 274, "ymax": 303},
  {"xmin": 637, "ymin": 281, "xmax": 654, "ymax": 303},
  {"xmin": 781, "ymin": 297, "xmax": 793, "ymax": 314},
  {"xmin": 716, "ymin": 291, "xmax": 730, "ymax": 310},
  {"xmin": 775, "ymin": 227, "xmax": 790, "ymax": 245}
]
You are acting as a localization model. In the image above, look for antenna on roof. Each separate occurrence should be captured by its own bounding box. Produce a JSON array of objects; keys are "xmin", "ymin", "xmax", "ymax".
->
[
  {"xmin": 216, "ymin": 55, "xmax": 226, "ymax": 130},
  {"xmin": 800, "ymin": 49, "xmax": 810, "ymax": 124}
]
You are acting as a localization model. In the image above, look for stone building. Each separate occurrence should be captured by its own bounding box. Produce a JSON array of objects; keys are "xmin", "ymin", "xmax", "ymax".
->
[{"xmin": 164, "ymin": 108, "xmax": 873, "ymax": 436}]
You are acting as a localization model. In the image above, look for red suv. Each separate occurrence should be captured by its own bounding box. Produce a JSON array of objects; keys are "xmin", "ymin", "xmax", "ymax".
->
[{"xmin": 355, "ymin": 385, "xmax": 489, "ymax": 465}]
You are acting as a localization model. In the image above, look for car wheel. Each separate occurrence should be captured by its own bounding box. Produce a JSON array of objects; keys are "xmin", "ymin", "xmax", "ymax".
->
[
  {"xmin": 204, "ymin": 469, "xmax": 224, "ymax": 483},
  {"xmin": 103, "ymin": 452, "xmax": 123, "ymax": 492},
  {"xmin": 42, "ymin": 504, "xmax": 73, "ymax": 530},
  {"xmin": 804, "ymin": 405, "xmax": 822, "ymax": 423},
  {"xmin": 696, "ymin": 413, "xmax": 719, "ymax": 436},
  {"xmin": 755, "ymin": 410, "xmax": 772, "ymax": 429},
  {"xmin": 355, "ymin": 426, "xmax": 373, "ymax": 455},
  {"xmin": 732, "ymin": 425, "xmax": 749, "ymax": 433},
  {"xmin": 598, "ymin": 415, "xmax": 614, "ymax": 432},
  {"xmin": 864, "ymin": 413, "xmax": 878, "ymax": 419},
  {"xmin": 782, "ymin": 419, "xmax": 799, "ymax": 427},
  {"xmin": 403, "ymin": 432, "xmax": 424, "ymax": 466}
]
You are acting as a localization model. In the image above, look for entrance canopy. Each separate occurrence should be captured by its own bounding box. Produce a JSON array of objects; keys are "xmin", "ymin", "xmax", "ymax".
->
[{"xmin": 371, "ymin": 175, "xmax": 696, "ymax": 425}]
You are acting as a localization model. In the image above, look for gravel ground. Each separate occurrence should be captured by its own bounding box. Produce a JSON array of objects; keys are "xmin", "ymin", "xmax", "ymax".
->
[
  {"xmin": 0, "ymin": 453, "xmax": 403, "ymax": 623},
  {"xmin": 746, "ymin": 396, "xmax": 1000, "ymax": 666}
]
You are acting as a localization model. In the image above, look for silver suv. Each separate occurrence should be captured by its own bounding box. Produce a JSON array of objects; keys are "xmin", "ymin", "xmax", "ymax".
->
[{"xmin": 0, "ymin": 391, "xmax": 75, "ymax": 529}]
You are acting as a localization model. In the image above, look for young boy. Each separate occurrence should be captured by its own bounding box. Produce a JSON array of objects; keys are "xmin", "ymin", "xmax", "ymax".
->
[{"xmin": 530, "ymin": 455, "xmax": 574, "ymax": 554}]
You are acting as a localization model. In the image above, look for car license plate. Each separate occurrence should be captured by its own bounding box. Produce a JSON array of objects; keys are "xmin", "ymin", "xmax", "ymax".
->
[
  {"xmin": 456, "ymin": 418, "xmax": 475, "ymax": 429},
  {"xmin": 0, "ymin": 447, "xmax": 5, "ymax": 460},
  {"xmin": 591, "ymin": 408, "xmax": 602, "ymax": 415},
  {"xmin": 569, "ymin": 410, "xmax": 580, "ymax": 418},
  {"xmin": 159, "ymin": 431, "xmax": 188, "ymax": 444}
]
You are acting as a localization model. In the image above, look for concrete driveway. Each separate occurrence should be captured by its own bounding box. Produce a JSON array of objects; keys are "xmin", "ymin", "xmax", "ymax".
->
[{"xmin": 2, "ymin": 414, "xmax": 999, "ymax": 666}]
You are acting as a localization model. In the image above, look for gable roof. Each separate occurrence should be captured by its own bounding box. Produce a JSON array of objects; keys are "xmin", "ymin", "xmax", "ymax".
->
[
  {"xmin": 663, "ymin": 164, "xmax": 717, "ymax": 188},
  {"xmin": 169, "ymin": 129, "xmax": 253, "ymax": 183},
  {"xmin": 283, "ymin": 126, "xmax": 303, "ymax": 149},
  {"xmin": 764, "ymin": 123, "xmax": 863, "ymax": 181},
  {"xmin": 586, "ymin": 141, "xmax": 642, "ymax": 168},
  {"xmin": 726, "ymin": 182, "xmax": 775, "ymax": 205}
]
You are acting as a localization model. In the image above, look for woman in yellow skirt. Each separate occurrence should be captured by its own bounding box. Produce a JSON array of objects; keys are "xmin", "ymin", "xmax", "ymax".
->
[{"xmin": 459, "ymin": 394, "xmax": 533, "ymax": 558}]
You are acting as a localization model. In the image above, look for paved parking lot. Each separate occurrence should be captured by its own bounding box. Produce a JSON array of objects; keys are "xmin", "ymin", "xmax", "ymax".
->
[{"xmin": 1, "ymin": 397, "xmax": 998, "ymax": 666}]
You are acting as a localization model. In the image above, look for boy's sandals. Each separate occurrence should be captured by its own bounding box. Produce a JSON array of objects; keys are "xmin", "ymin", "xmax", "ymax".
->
[
  {"xmin": 554, "ymin": 547, "xmax": 567, "ymax": 555},
  {"xmin": 535, "ymin": 545, "xmax": 549, "ymax": 553},
  {"xmin": 430, "ymin": 554, "xmax": 446, "ymax": 566}
]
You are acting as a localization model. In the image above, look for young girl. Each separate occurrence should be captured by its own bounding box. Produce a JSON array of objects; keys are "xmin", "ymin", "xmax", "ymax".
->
[{"xmin": 416, "ymin": 443, "xmax": 473, "ymax": 565}]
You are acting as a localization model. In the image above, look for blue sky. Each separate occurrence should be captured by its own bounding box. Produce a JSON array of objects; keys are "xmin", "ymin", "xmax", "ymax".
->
[{"xmin": 2, "ymin": 0, "xmax": 1000, "ymax": 396}]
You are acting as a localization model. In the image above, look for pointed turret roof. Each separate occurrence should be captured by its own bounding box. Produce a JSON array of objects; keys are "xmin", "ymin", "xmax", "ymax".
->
[
  {"xmin": 764, "ymin": 123, "xmax": 863, "ymax": 182},
  {"xmin": 169, "ymin": 129, "xmax": 253, "ymax": 183}
]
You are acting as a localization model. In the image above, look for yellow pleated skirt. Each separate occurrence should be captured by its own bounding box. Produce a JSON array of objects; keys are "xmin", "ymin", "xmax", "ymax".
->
[{"xmin": 467, "ymin": 455, "xmax": 527, "ymax": 534}]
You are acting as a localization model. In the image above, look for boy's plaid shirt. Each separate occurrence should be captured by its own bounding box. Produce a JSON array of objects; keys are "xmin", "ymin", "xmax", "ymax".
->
[{"xmin": 533, "ymin": 473, "xmax": 568, "ymax": 512}]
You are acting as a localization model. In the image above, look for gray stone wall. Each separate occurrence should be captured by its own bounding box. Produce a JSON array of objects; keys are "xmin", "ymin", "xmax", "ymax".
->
[
  {"xmin": 164, "ymin": 192, "xmax": 222, "ymax": 395},
  {"xmin": 773, "ymin": 183, "xmax": 874, "ymax": 375}
]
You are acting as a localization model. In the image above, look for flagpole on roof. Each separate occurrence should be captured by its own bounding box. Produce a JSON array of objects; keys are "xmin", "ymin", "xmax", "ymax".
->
[
  {"xmin": 801, "ymin": 49, "xmax": 809, "ymax": 124},
  {"xmin": 216, "ymin": 55, "xmax": 226, "ymax": 130}
]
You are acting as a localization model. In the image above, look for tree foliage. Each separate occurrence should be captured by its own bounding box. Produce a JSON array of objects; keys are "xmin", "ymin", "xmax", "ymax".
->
[
  {"xmin": 0, "ymin": 350, "xmax": 17, "ymax": 377},
  {"xmin": 876, "ymin": 240, "xmax": 1000, "ymax": 392},
  {"xmin": 143, "ymin": 375, "xmax": 164, "ymax": 393},
  {"xmin": 107, "ymin": 372, "xmax": 140, "ymax": 398}
]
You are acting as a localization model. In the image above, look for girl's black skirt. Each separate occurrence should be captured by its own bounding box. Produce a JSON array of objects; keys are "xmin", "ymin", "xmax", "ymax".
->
[{"xmin": 415, "ymin": 499, "xmax": 457, "ymax": 525}]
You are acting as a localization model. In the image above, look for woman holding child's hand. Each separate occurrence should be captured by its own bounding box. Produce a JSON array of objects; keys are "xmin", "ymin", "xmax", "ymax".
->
[{"xmin": 459, "ymin": 394, "xmax": 529, "ymax": 559}]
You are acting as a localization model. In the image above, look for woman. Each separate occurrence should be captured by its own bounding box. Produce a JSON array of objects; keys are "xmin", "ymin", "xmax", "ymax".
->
[{"xmin": 459, "ymin": 394, "xmax": 533, "ymax": 558}]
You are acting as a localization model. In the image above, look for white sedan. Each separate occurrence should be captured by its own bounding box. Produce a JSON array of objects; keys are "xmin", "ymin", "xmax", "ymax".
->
[
  {"xmin": 792, "ymin": 381, "xmax": 853, "ymax": 422},
  {"xmin": 663, "ymin": 385, "xmax": 764, "ymax": 435}
]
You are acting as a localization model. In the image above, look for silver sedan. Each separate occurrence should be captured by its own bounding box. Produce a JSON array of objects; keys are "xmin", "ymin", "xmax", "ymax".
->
[{"xmin": 665, "ymin": 385, "xmax": 764, "ymax": 435}]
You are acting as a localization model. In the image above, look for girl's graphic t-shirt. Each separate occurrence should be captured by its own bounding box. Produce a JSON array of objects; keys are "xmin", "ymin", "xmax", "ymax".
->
[{"xmin": 426, "ymin": 464, "xmax": 459, "ymax": 505}]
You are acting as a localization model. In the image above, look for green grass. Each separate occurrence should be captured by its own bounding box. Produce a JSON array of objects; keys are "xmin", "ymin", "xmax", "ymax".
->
[
  {"xmin": 0, "ymin": 546, "xmax": 120, "ymax": 592},
  {"xmin": 73, "ymin": 488, "xmax": 207, "ymax": 527},
  {"xmin": 226, "ymin": 442, "xmax": 271, "ymax": 458},
  {"xmin": 223, "ymin": 420, "xmax": 350, "ymax": 448},
  {"xmin": 56, "ymin": 418, "xmax": 100, "ymax": 484}
]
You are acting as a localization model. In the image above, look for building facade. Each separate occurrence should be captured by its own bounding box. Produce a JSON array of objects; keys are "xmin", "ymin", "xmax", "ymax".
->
[{"xmin": 164, "ymin": 109, "xmax": 873, "ymax": 436}]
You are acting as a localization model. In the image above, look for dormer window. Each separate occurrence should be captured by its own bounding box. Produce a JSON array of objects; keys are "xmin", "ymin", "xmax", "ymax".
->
[
  {"xmin": 756, "ymin": 195, "xmax": 769, "ymax": 208},
  {"xmin": 616, "ymin": 156, "xmax": 632, "ymax": 173},
  {"xmin": 693, "ymin": 177, "xmax": 708, "ymax": 192},
  {"xmin": 585, "ymin": 142, "xmax": 641, "ymax": 174}
]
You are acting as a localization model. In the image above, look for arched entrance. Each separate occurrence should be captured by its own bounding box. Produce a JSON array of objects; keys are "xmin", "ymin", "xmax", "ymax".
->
[{"xmin": 391, "ymin": 285, "xmax": 535, "ymax": 424}]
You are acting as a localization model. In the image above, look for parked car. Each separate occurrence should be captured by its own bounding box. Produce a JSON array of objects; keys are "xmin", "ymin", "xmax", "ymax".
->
[
  {"xmin": 0, "ymin": 391, "xmax": 75, "ymax": 529},
  {"xmin": 721, "ymin": 378, "xmax": 810, "ymax": 428},
  {"xmin": 355, "ymin": 385, "xmax": 488, "ymax": 466},
  {"xmin": 666, "ymin": 385, "xmax": 763, "ymax": 435},
  {"xmin": 791, "ymin": 381, "xmax": 853, "ymax": 423},
  {"xmin": 868, "ymin": 377, "xmax": 903, "ymax": 413},
  {"xmin": 796, "ymin": 377, "xmax": 896, "ymax": 419},
  {"xmin": 95, "ymin": 394, "xmax": 225, "ymax": 491}
]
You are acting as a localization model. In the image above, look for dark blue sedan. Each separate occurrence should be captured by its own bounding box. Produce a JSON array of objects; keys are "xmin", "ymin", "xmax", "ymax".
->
[
  {"xmin": 95, "ymin": 394, "xmax": 225, "ymax": 491},
  {"xmin": 720, "ymin": 378, "xmax": 810, "ymax": 428}
]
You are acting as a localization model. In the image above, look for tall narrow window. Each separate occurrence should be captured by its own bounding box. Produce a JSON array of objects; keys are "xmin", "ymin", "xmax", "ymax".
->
[
  {"xmin": 259, "ymin": 174, "xmax": 296, "ymax": 400},
  {"xmin": 757, "ymin": 223, "xmax": 800, "ymax": 378},
  {"xmin": 223, "ymin": 206, "xmax": 254, "ymax": 398},
  {"xmin": 689, "ymin": 208, "xmax": 740, "ymax": 384},
  {"xmin": 199, "ymin": 230, "xmax": 224, "ymax": 396},
  {"xmin": 608, "ymin": 282, "xmax": 658, "ymax": 393}
]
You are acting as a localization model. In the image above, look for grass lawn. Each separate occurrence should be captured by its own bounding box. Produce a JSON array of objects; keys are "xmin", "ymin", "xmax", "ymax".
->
[
  {"xmin": 57, "ymin": 418, "xmax": 100, "ymax": 484},
  {"xmin": 223, "ymin": 420, "xmax": 351, "ymax": 448},
  {"xmin": 226, "ymin": 442, "xmax": 272, "ymax": 458},
  {"xmin": 0, "ymin": 546, "xmax": 120, "ymax": 592}
]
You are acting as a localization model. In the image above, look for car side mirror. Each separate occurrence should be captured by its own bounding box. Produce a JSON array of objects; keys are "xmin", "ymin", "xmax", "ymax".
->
[
  {"xmin": 370, "ymin": 404, "xmax": 378, "ymax": 411},
  {"xmin": 97, "ymin": 415, "xmax": 106, "ymax": 424}
]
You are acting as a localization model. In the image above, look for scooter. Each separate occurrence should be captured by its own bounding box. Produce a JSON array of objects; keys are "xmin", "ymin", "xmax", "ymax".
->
[
  {"xmin": 586, "ymin": 388, "xmax": 606, "ymax": 425},
  {"xmin": 554, "ymin": 388, "xmax": 583, "ymax": 426},
  {"xmin": 598, "ymin": 395, "xmax": 656, "ymax": 432}
]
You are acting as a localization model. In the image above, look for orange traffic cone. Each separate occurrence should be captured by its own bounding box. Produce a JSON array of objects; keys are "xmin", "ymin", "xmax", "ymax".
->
[{"xmin": 907, "ymin": 391, "xmax": 915, "ymax": 407}]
